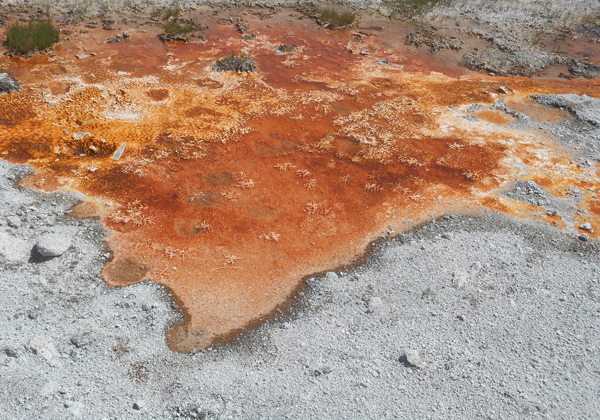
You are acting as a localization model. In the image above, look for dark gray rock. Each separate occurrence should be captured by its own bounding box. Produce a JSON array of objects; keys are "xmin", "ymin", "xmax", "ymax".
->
[
  {"xmin": 106, "ymin": 32, "xmax": 130, "ymax": 43},
  {"xmin": 463, "ymin": 48, "xmax": 559, "ymax": 77},
  {"xmin": 578, "ymin": 233, "xmax": 590, "ymax": 242},
  {"xmin": 505, "ymin": 180, "xmax": 549, "ymax": 206},
  {"xmin": 70, "ymin": 332, "xmax": 95, "ymax": 348},
  {"xmin": 0, "ymin": 72, "xmax": 22, "ymax": 95},
  {"xmin": 212, "ymin": 54, "xmax": 257, "ymax": 73},
  {"xmin": 157, "ymin": 32, "xmax": 190, "ymax": 42},
  {"xmin": 275, "ymin": 44, "xmax": 299, "ymax": 54},
  {"xmin": 236, "ymin": 22, "xmax": 249, "ymax": 33},
  {"xmin": 4, "ymin": 346, "xmax": 20, "ymax": 358},
  {"xmin": 531, "ymin": 94, "xmax": 600, "ymax": 127}
]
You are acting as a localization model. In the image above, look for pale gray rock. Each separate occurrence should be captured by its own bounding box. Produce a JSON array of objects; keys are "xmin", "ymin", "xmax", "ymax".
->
[
  {"xmin": 369, "ymin": 296, "xmax": 384, "ymax": 308},
  {"xmin": 29, "ymin": 335, "xmax": 62, "ymax": 367},
  {"xmin": 452, "ymin": 268, "xmax": 469, "ymax": 289},
  {"xmin": 71, "ymin": 132, "xmax": 91, "ymax": 141},
  {"xmin": 325, "ymin": 271, "xmax": 339, "ymax": 281},
  {"xmin": 111, "ymin": 143, "xmax": 126, "ymax": 160},
  {"xmin": 0, "ymin": 231, "xmax": 30, "ymax": 262},
  {"xmin": 66, "ymin": 400, "xmax": 85, "ymax": 418},
  {"xmin": 39, "ymin": 381, "xmax": 59, "ymax": 398},
  {"xmin": 405, "ymin": 349, "xmax": 427, "ymax": 369},
  {"xmin": 35, "ymin": 234, "xmax": 72, "ymax": 257},
  {"xmin": 6, "ymin": 216, "xmax": 21, "ymax": 228}
]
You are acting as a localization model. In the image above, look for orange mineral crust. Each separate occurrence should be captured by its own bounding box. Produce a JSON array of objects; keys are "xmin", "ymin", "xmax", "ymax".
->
[{"xmin": 1, "ymin": 11, "xmax": 599, "ymax": 351}]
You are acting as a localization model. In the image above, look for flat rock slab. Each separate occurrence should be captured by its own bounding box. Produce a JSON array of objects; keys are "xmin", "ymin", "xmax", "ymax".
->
[
  {"xmin": 29, "ymin": 335, "xmax": 62, "ymax": 368},
  {"xmin": 35, "ymin": 234, "xmax": 72, "ymax": 257},
  {"xmin": 0, "ymin": 231, "xmax": 30, "ymax": 262},
  {"xmin": 532, "ymin": 93, "xmax": 600, "ymax": 127}
]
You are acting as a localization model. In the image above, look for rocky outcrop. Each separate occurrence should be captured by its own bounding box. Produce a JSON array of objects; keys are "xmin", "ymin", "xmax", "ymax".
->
[
  {"xmin": 463, "ymin": 30, "xmax": 599, "ymax": 78},
  {"xmin": 212, "ymin": 54, "xmax": 257, "ymax": 73},
  {"xmin": 405, "ymin": 32, "xmax": 463, "ymax": 53}
]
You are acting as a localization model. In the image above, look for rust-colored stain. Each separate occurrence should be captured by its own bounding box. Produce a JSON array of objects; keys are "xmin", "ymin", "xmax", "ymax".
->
[
  {"xmin": 0, "ymin": 11, "xmax": 599, "ymax": 351},
  {"xmin": 69, "ymin": 200, "xmax": 100, "ymax": 219},
  {"xmin": 504, "ymin": 96, "xmax": 573, "ymax": 123},
  {"xmin": 475, "ymin": 109, "xmax": 516, "ymax": 125}
]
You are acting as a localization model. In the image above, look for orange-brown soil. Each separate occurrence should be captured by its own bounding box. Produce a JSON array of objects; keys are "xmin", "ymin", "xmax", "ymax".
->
[{"xmin": 0, "ymin": 9, "xmax": 599, "ymax": 352}]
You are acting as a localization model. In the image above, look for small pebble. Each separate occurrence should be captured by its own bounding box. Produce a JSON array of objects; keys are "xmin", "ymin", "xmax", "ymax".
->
[
  {"xmin": 404, "ymin": 349, "xmax": 427, "ymax": 369},
  {"xmin": 7, "ymin": 216, "xmax": 21, "ymax": 228}
]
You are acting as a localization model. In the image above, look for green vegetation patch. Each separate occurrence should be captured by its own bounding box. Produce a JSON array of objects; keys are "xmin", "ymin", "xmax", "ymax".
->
[
  {"xmin": 164, "ymin": 21, "xmax": 194, "ymax": 36},
  {"xmin": 161, "ymin": 4, "xmax": 182, "ymax": 22},
  {"xmin": 6, "ymin": 21, "xmax": 59, "ymax": 54},
  {"xmin": 319, "ymin": 7, "xmax": 355, "ymax": 29},
  {"xmin": 155, "ymin": 3, "xmax": 195, "ymax": 38}
]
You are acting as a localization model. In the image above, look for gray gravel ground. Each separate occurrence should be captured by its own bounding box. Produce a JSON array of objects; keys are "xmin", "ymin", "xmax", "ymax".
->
[
  {"xmin": 488, "ymin": 93, "xmax": 600, "ymax": 234},
  {"xmin": 1, "ymin": 0, "xmax": 597, "ymax": 34},
  {"xmin": 1, "ymin": 156, "xmax": 599, "ymax": 419},
  {"xmin": 532, "ymin": 94, "xmax": 600, "ymax": 164}
]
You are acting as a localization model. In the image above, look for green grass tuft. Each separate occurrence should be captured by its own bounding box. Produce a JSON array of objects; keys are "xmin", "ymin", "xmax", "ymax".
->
[
  {"xmin": 158, "ymin": 3, "xmax": 194, "ymax": 36},
  {"xmin": 162, "ymin": 5, "xmax": 181, "ymax": 22},
  {"xmin": 319, "ymin": 7, "xmax": 355, "ymax": 28},
  {"xmin": 6, "ymin": 21, "xmax": 59, "ymax": 54},
  {"xmin": 164, "ymin": 21, "xmax": 194, "ymax": 36}
]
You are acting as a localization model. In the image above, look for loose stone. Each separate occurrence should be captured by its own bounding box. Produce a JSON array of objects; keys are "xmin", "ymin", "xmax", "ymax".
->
[
  {"xmin": 405, "ymin": 349, "xmax": 427, "ymax": 368},
  {"xmin": 35, "ymin": 234, "xmax": 72, "ymax": 257}
]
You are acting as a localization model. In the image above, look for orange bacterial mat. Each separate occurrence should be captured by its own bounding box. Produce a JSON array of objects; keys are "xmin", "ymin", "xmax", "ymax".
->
[{"xmin": 1, "ymin": 9, "xmax": 599, "ymax": 351}]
